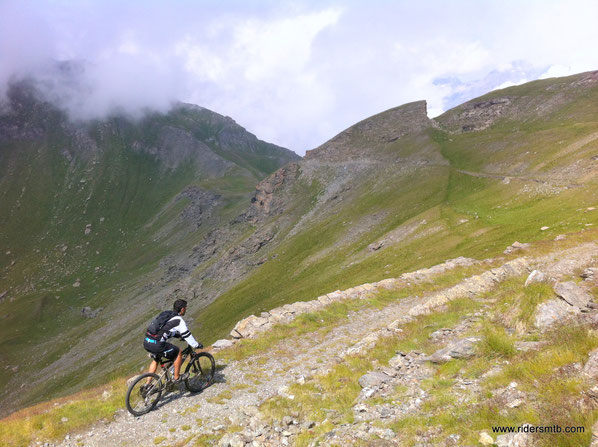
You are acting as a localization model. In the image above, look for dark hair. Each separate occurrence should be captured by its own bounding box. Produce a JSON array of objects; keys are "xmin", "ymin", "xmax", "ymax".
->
[{"xmin": 173, "ymin": 299, "xmax": 188, "ymax": 313}]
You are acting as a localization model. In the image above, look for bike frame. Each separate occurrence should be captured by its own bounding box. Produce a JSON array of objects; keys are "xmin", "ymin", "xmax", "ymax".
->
[{"xmin": 149, "ymin": 346, "xmax": 195, "ymax": 392}]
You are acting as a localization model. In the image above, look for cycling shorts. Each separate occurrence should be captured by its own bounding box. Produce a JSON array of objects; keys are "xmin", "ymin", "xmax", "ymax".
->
[{"xmin": 143, "ymin": 338, "xmax": 180, "ymax": 361}]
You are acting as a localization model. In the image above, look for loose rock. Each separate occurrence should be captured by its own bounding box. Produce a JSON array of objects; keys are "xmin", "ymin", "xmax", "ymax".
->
[
  {"xmin": 554, "ymin": 281, "xmax": 593, "ymax": 309},
  {"xmin": 424, "ymin": 337, "xmax": 480, "ymax": 363},
  {"xmin": 583, "ymin": 348, "xmax": 598, "ymax": 380},
  {"xmin": 534, "ymin": 299, "xmax": 579, "ymax": 329},
  {"xmin": 524, "ymin": 270, "xmax": 546, "ymax": 287}
]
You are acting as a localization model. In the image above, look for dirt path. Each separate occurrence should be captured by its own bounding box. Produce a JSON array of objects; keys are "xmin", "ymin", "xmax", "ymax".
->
[{"xmin": 55, "ymin": 242, "xmax": 598, "ymax": 447}]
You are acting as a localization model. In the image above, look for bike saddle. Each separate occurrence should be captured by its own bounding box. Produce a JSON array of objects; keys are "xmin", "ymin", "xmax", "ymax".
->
[{"xmin": 149, "ymin": 353, "xmax": 174, "ymax": 367}]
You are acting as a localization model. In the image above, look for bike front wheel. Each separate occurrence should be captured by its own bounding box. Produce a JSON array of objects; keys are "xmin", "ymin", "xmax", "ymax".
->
[
  {"xmin": 185, "ymin": 352, "xmax": 215, "ymax": 392},
  {"xmin": 126, "ymin": 373, "xmax": 162, "ymax": 416}
]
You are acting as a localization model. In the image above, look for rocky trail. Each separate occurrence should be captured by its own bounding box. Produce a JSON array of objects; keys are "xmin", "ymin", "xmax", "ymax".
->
[{"xmin": 49, "ymin": 241, "xmax": 598, "ymax": 447}]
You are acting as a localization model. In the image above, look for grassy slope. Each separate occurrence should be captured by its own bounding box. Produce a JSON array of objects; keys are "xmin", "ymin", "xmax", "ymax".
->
[
  {"xmin": 2, "ymin": 72, "xmax": 598, "ymax": 440},
  {"xmin": 0, "ymin": 103, "xmax": 295, "ymax": 413},
  {"xmin": 193, "ymin": 73, "xmax": 598, "ymax": 343}
]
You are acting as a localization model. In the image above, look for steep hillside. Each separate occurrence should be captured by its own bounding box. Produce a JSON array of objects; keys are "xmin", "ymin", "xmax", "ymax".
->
[
  {"xmin": 2, "ymin": 69, "xmax": 598, "ymax": 424},
  {"xmin": 0, "ymin": 81, "xmax": 299, "ymax": 415},
  {"xmin": 4, "ymin": 233, "xmax": 598, "ymax": 447},
  {"xmin": 194, "ymin": 71, "xmax": 598, "ymax": 348}
]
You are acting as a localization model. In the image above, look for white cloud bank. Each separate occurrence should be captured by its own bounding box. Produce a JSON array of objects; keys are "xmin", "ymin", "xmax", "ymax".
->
[{"xmin": 1, "ymin": 0, "xmax": 598, "ymax": 154}]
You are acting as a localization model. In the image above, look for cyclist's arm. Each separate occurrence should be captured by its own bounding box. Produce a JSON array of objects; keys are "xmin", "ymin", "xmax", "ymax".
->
[{"xmin": 177, "ymin": 318, "xmax": 200, "ymax": 349}]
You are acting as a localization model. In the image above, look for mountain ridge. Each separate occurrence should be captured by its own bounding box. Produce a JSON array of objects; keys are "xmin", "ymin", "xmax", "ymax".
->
[{"xmin": 1, "ymin": 69, "xmax": 598, "ymax": 425}]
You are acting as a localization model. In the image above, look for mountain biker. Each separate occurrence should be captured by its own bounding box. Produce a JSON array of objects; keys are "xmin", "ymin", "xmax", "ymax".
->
[{"xmin": 144, "ymin": 299, "xmax": 203, "ymax": 383}]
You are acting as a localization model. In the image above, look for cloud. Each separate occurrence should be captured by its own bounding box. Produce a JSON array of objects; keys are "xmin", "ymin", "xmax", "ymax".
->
[{"xmin": 1, "ymin": 1, "xmax": 597, "ymax": 154}]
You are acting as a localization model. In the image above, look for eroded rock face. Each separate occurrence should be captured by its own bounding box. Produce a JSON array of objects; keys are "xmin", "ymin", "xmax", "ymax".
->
[
  {"xmin": 245, "ymin": 163, "xmax": 300, "ymax": 220},
  {"xmin": 176, "ymin": 186, "xmax": 221, "ymax": 226}
]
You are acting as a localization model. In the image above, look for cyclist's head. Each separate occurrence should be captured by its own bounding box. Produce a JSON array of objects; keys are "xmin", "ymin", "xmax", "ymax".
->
[{"xmin": 173, "ymin": 299, "xmax": 187, "ymax": 315}]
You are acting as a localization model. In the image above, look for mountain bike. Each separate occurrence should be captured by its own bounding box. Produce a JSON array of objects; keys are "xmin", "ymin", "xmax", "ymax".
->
[{"xmin": 125, "ymin": 346, "xmax": 215, "ymax": 416}]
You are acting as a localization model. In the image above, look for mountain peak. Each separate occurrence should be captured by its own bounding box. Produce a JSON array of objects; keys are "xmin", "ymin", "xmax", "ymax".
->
[{"xmin": 304, "ymin": 100, "xmax": 430, "ymax": 161}]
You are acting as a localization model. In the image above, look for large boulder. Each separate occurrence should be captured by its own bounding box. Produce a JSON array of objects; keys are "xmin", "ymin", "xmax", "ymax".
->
[
  {"xmin": 534, "ymin": 299, "xmax": 580, "ymax": 329},
  {"xmin": 424, "ymin": 337, "xmax": 480, "ymax": 363},
  {"xmin": 230, "ymin": 315, "xmax": 271, "ymax": 338},
  {"xmin": 358, "ymin": 371, "xmax": 390, "ymax": 389},
  {"xmin": 524, "ymin": 270, "xmax": 547, "ymax": 287},
  {"xmin": 554, "ymin": 281, "xmax": 592, "ymax": 308}
]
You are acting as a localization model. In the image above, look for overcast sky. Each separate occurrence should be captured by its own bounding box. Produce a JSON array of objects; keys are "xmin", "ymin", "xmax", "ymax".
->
[{"xmin": 1, "ymin": 0, "xmax": 598, "ymax": 155}]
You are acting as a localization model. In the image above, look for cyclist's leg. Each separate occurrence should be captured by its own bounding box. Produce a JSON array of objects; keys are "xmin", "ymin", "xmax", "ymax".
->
[
  {"xmin": 143, "ymin": 338, "xmax": 163, "ymax": 384},
  {"xmin": 173, "ymin": 350, "xmax": 183, "ymax": 380},
  {"xmin": 146, "ymin": 359, "xmax": 158, "ymax": 384},
  {"xmin": 161, "ymin": 343, "xmax": 181, "ymax": 379}
]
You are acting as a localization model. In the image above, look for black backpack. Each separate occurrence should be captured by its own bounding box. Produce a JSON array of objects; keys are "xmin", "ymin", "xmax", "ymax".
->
[{"xmin": 146, "ymin": 310, "xmax": 178, "ymax": 339}]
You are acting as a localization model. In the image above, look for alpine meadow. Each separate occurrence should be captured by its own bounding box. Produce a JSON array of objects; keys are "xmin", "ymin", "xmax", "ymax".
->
[{"xmin": 2, "ymin": 68, "xmax": 598, "ymax": 446}]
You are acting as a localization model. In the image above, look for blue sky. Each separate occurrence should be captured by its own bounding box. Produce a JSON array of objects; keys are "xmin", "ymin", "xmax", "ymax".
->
[{"xmin": 1, "ymin": 0, "xmax": 598, "ymax": 155}]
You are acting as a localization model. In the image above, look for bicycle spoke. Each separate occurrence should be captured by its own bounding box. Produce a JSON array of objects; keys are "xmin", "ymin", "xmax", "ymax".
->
[
  {"xmin": 126, "ymin": 374, "xmax": 162, "ymax": 416},
  {"xmin": 184, "ymin": 353, "xmax": 215, "ymax": 392}
]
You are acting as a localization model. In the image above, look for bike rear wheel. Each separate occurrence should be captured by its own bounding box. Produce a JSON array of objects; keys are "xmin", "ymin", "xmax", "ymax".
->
[
  {"xmin": 185, "ymin": 352, "xmax": 215, "ymax": 392},
  {"xmin": 126, "ymin": 373, "xmax": 162, "ymax": 416}
]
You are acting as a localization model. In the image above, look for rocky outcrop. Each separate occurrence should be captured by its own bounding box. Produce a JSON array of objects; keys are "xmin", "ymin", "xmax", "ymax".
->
[
  {"xmin": 406, "ymin": 257, "xmax": 532, "ymax": 317},
  {"xmin": 582, "ymin": 268, "xmax": 598, "ymax": 281},
  {"xmin": 423, "ymin": 337, "xmax": 481, "ymax": 363},
  {"xmin": 495, "ymin": 429, "xmax": 534, "ymax": 447},
  {"xmin": 176, "ymin": 186, "xmax": 221, "ymax": 226},
  {"xmin": 524, "ymin": 270, "xmax": 547, "ymax": 286},
  {"xmin": 534, "ymin": 281, "xmax": 596, "ymax": 329},
  {"xmin": 354, "ymin": 351, "xmax": 434, "ymax": 423},
  {"xmin": 304, "ymin": 100, "xmax": 431, "ymax": 162},
  {"xmin": 554, "ymin": 281, "xmax": 593, "ymax": 309},
  {"xmin": 245, "ymin": 163, "xmax": 300, "ymax": 221},
  {"xmin": 534, "ymin": 299, "xmax": 580, "ymax": 328},
  {"xmin": 81, "ymin": 307, "xmax": 102, "ymax": 319},
  {"xmin": 505, "ymin": 241, "xmax": 530, "ymax": 255},
  {"xmin": 227, "ymin": 256, "xmax": 479, "ymax": 340}
]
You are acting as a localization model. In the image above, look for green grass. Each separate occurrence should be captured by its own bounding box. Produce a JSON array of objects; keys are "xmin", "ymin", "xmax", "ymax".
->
[
  {"xmin": 0, "ymin": 379, "xmax": 127, "ymax": 447},
  {"xmin": 259, "ymin": 297, "xmax": 482, "ymax": 446},
  {"xmin": 479, "ymin": 323, "xmax": 517, "ymax": 358},
  {"xmin": 4, "ymin": 71, "xmax": 598, "ymax": 435},
  {"xmin": 387, "ymin": 320, "xmax": 598, "ymax": 446},
  {"xmin": 488, "ymin": 276, "xmax": 556, "ymax": 333},
  {"xmin": 219, "ymin": 268, "xmax": 490, "ymax": 365},
  {"xmin": 0, "ymin": 101, "xmax": 297, "ymax": 414},
  {"xmin": 207, "ymin": 390, "xmax": 232, "ymax": 405}
]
